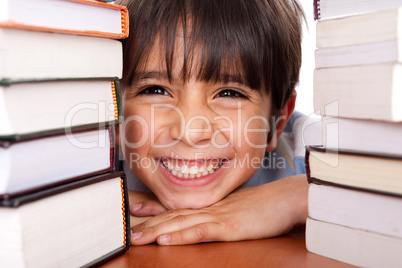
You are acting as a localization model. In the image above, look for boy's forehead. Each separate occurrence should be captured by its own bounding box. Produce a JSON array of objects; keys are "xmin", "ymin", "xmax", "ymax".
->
[
  {"xmin": 137, "ymin": 34, "xmax": 195, "ymax": 75},
  {"xmin": 135, "ymin": 35, "xmax": 250, "ymax": 86}
]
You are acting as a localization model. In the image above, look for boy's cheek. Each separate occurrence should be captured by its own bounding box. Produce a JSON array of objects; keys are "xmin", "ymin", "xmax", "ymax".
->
[
  {"xmin": 242, "ymin": 118, "xmax": 270, "ymax": 147},
  {"xmin": 120, "ymin": 116, "xmax": 150, "ymax": 147},
  {"xmin": 242, "ymin": 134, "xmax": 269, "ymax": 150}
]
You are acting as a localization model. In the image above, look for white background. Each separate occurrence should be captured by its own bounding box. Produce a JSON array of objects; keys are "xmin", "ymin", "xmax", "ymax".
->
[{"xmin": 295, "ymin": 0, "xmax": 316, "ymax": 116}]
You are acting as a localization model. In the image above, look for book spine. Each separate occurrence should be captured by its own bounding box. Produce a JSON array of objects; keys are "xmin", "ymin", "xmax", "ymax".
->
[
  {"xmin": 109, "ymin": 126, "xmax": 116, "ymax": 171},
  {"xmin": 116, "ymin": 79, "xmax": 123, "ymax": 122},
  {"xmin": 109, "ymin": 79, "xmax": 118, "ymax": 172},
  {"xmin": 120, "ymin": 6, "xmax": 129, "ymax": 38},
  {"xmin": 112, "ymin": 81, "xmax": 118, "ymax": 121},
  {"xmin": 313, "ymin": 0, "xmax": 320, "ymax": 20},
  {"xmin": 112, "ymin": 78, "xmax": 123, "ymax": 122},
  {"xmin": 120, "ymin": 173, "xmax": 130, "ymax": 249},
  {"xmin": 305, "ymin": 146, "xmax": 313, "ymax": 184}
]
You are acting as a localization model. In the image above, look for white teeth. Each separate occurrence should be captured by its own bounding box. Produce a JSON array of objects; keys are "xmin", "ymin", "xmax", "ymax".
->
[
  {"xmin": 189, "ymin": 166, "xmax": 198, "ymax": 175},
  {"xmin": 162, "ymin": 160, "xmax": 224, "ymax": 179},
  {"xmin": 166, "ymin": 162, "xmax": 174, "ymax": 170},
  {"xmin": 180, "ymin": 165, "xmax": 189, "ymax": 173}
]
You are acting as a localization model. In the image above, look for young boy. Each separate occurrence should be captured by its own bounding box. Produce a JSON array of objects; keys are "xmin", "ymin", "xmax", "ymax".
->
[{"xmin": 116, "ymin": 0, "xmax": 311, "ymax": 245}]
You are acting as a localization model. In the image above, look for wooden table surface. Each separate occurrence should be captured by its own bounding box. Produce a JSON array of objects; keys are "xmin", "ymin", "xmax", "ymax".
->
[{"xmin": 101, "ymin": 226, "xmax": 355, "ymax": 268}]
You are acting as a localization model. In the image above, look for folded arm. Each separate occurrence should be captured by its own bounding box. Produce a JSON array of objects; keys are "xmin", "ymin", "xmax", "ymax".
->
[{"xmin": 128, "ymin": 174, "xmax": 308, "ymax": 245}]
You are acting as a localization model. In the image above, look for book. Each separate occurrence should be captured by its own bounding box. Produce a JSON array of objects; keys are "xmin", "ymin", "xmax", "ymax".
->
[
  {"xmin": 316, "ymin": 7, "xmax": 402, "ymax": 48},
  {"xmin": 314, "ymin": 63, "xmax": 402, "ymax": 121},
  {"xmin": 0, "ymin": 78, "xmax": 121, "ymax": 139},
  {"xmin": 309, "ymin": 183, "xmax": 402, "ymax": 239},
  {"xmin": 309, "ymin": 2, "xmax": 402, "ymax": 267},
  {"xmin": 305, "ymin": 146, "xmax": 402, "ymax": 196},
  {"xmin": 0, "ymin": 27, "xmax": 122, "ymax": 82},
  {"xmin": 0, "ymin": 0, "xmax": 128, "ymax": 39},
  {"xmin": 0, "ymin": 171, "xmax": 130, "ymax": 268},
  {"xmin": 321, "ymin": 116, "xmax": 402, "ymax": 156},
  {"xmin": 314, "ymin": 0, "xmax": 402, "ymax": 20},
  {"xmin": 315, "ymin": 39, "xmax": 402, "ymax": 68},
  {"xmin": 0, "ymin": 127, "xmax": 116, "ymax": 198},
  {"xmin": 306, "ymin": 218, "xmax": 402, "ymax": 268}
]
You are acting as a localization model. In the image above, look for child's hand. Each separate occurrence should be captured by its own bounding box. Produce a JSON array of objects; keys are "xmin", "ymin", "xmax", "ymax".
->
[
  {"xmin": 129, "ymin": 174, "xmax": 308, "ymax": 245},
  {"xmin": 127, "ymin": 190, "xmax": 166, "ymax": 227}
]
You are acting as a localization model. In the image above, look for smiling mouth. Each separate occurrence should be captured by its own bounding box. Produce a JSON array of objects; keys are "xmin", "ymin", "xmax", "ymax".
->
[{"xmin": 160, "ymin": 158, "xmax": 228, "ymax": 179}]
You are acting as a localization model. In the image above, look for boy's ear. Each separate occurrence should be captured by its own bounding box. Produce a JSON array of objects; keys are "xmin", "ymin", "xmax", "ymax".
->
[{"xmin": 266, "ymin": 90, "xmax": 297, "ymax": 152}]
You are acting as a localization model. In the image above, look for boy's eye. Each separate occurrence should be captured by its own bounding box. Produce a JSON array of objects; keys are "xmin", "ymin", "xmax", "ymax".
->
[
  {"xmin": 214, "ymin": 89, "xmax": 248, "ymax": 99},
  {"xmin": 138, "ymin": 86, "xmax": 171, "ymax": 96}
]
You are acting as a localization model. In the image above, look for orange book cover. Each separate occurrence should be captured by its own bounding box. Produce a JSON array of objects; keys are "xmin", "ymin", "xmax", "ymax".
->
[{"xmin": 0, "ymin": 0, "xmax": 129, "ymax": 39}]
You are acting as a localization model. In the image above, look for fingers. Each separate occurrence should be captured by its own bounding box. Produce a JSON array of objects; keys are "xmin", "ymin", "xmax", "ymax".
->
[
  {"xmin": 130, "ymin": 210, "xmax": 219, "ymax": 245},
  {"xmin": 131, "ymin": 208, "xmax": 199, "ymax": 232},
  {"xmin": 130, "ymin": 200, "xmax": 167, "ymax": 217},
  {"xmin": 131, "ymin": 222, "xmax": 223, "ymax": 245},
  {"xmin": 156, "ymin": 222, "xmax": 223, "ymax": 245}
]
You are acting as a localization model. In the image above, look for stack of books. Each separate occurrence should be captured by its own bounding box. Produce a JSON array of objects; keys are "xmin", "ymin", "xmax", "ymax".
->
[
  {"xmin": 305, "ymin": 0, "xmax": 402, "ymax": 267},
  {"xmin": 0, "ymin": 0, "xmax": 130, "ymax": 267}
]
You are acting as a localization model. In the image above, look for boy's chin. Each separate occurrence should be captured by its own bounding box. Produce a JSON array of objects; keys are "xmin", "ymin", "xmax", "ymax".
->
[{"xmin": 160, "ymin": 196, "xmax": 218, "ymax": 210}]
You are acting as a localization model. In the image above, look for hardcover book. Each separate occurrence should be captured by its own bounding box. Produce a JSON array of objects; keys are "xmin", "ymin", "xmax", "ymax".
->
[
  {"xmin": 0, "ymin": 0, "xmax": 129, "ymax": 39},
  {"xmin": 0, "ymin": 78, "xmax": 121, "ymax": 139},
  {"xmin": 0, "ymin": 171, "xmax": 130, "ymax": 268},
  {"xmin": 0, "ymin": 27, "xmax": 123, "ymax": 82},
  {"xmin": 314, "ymin": 0, "xmax": 402, "ymax": 21},
  {"xmin": 314, "ymin": 63, "xmax": 402, "ymax": 121},
  {"xmin": 306, "ymin": 218, "xmax": 402, "ymax": 268},
  {"xmin": 0, "ymin": 127, "xmax": 116, "ymax": 198},
  {"xmin": 321, "ymin": 116, "xmax": 402, "ymax": 157},
  {"xmin": 316, "ymin": 7, "xmax": 402, "ymax": 48},
  {"xmin": 308, "ymin": 2, "xmax": 402, "ymax": 267},
  {"xmin": 315, "ymin": 39, "xmax": 402, "ymax": 68},
  {"xmin": 309, "ymin": 183, "xmax": 402, "ymax": 239},
  {"xmin": 305, "ymin": 146, "xmax": 402, "ymax": 196}
]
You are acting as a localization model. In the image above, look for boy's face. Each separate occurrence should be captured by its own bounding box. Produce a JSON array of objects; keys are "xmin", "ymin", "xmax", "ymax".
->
[{"xmin": 121, "ymin": 42, "xmax": 274, "ymax": 209}]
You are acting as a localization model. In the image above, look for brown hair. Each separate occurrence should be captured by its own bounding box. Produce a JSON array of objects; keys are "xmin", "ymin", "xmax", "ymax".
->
[{"xmin": 116, "ymin": 0, "xmax": 304, "ymax": 117}]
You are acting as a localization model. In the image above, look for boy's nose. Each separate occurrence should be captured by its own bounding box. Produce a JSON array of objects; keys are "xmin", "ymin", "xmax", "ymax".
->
[{"xmin": 169, "ymin": 102, "xmax": 214, "ymax": 147}]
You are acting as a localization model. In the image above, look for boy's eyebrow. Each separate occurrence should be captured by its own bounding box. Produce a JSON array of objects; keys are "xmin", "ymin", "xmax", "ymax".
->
[
  {"xmin": 133, "ymin": 71, "xmax": 169, "ymax": 82},
  {"xmin": 218, "ymin": 74, "xmax": 248, "ymax": 87},
  {"xmin": 133, "ymin": 71, "xmax": 252, "ymax": 88},
  {"xmin": 215, "ymin": 73, "xmax": 257, "ymax": 90}
]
